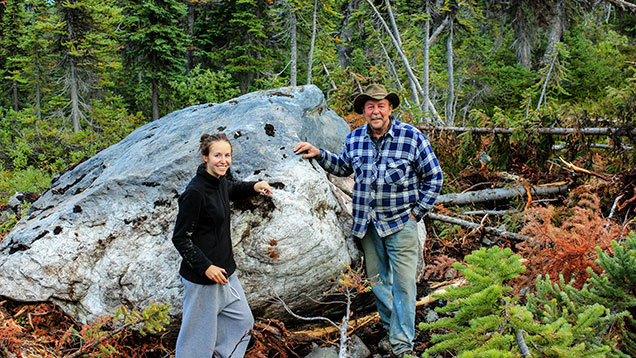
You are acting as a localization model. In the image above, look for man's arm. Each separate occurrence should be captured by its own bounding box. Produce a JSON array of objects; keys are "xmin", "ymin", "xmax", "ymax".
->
[
  {"xmin": 294, "ymin": 141, "xmax": 354, "ymax": 177},
  {"xmin": 411, "ymin": 135, "xmax": 444, "ymax": 220}
]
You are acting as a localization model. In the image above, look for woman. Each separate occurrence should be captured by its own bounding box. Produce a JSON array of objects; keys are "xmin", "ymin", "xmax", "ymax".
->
[{"xmin": 172, "ymin": 133, "xmax": 272, "ymax": 358}]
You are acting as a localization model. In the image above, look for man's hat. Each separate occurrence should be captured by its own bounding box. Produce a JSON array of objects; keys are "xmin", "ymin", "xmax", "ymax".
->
[{"xmin": 353, "ymin": 83, "xmax": 400, "ymax": 114}]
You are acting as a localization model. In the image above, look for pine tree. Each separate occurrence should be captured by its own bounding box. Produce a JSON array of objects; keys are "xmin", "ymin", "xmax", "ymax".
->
[
  {"xmin": 13, "ymin": 0, "xmax": 55, "ymax": 120},
  {"xmin": 420, "ymin": 245, "xmax": 620, "ymax": 357},
  {"xmin": 0, "ymin": 0, "xmax": 30, "ymax": 111},
  {"xmin": 210, "ymin": 0, "xmax": 272, "ymax": 93},
  {"xmin": 49, "ymin": 0, "xmax": 122, "ymax": 132},
  {"xmin": 585, "ymin": 234, "xmax": 636, "ymax": 356},
  {"xmin": 122, "ymin": 0, "xmax": 187, "ymax": 120}
]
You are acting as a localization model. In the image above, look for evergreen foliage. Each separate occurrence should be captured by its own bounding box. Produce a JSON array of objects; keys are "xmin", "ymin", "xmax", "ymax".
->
[
  {"xmin": 49, "ymin": 0, "xmax": 122, "ymax": 132},
  {"xmin": 419, "ymin": 246, "xmax": 528, "ymax": 357},
  {"xmin": 122, "ymin": 0, "xmax": 187, "ymax": 120},
  {"xmin": 420, "ymin": 245, "xmax": 625, "ymax": 357},
  {"xmin": 585, "ymin": 234, "xmax": 636, "ymax": 356}
]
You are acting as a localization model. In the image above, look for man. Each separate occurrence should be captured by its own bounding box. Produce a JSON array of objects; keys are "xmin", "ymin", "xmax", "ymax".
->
[{"xmin": 294, "ymin": 83, "xmax": 443, "ymax": 357}]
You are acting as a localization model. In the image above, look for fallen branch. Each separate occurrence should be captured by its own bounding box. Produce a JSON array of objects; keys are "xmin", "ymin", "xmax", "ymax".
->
[
  {"xmin": 418, "ymin": 125, "xmax": 636, "ymax": 137},
  {"xmin": 290, "ymin": 279, "xmax": 464, "ymax": 341},
  {"xmin": 435, "ymin": 182, "xmax": 570, "ymax": 206},
  {"xmin": 427, "ymin": 213, "xmax": 529, "ymax": 241},
  {"xmin": 558, "ymin": 157, "xmax": 610, "ymax": 181},
  {"xmin": 605, "ymin": 0, "xmax": 636, "ymax": 13},
  {"xmin": 461, "ymin": 209, "xmax": 518, "ymax": 216},
  {"xmin": 552, "ymin": 143, "xmax": 633, "ymax": 151}
]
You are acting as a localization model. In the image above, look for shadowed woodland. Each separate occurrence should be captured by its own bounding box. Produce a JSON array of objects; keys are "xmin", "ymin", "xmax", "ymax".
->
[{"xmin": 1, "ymin": 0, "xmax": 636, "ymax": 356}]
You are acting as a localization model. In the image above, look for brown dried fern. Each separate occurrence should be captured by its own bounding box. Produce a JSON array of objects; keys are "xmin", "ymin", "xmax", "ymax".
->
[{"xmin": 513, "ymin": 189, "xmax": 620, "ymax": 291}]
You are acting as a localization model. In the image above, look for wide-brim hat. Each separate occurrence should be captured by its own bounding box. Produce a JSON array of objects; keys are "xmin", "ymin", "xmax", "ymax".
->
[{"xmin": 353, "ymin": 83, "xmax": 400, "ymax": 114}]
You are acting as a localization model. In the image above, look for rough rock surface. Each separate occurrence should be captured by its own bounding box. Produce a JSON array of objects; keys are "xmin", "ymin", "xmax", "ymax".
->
[{"xmin": 0, "ymin": 85, "xmax": 359, "ymax": 323}]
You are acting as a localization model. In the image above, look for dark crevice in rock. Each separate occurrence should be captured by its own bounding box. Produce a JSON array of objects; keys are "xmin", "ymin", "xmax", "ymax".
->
[
  {"xmin": 154, "ymin": 199, "xmax": 171, "ymax": 208},
  {"xmin": 8, "ymin": 244, "xmax": 29, "ymax": 254},
  {"xmin": 51, "ymin": 173, "xmax": 87, "ymax": 195},
  {"xmin": 265, "ymin": 123, "xmax": 275, "ymax": 137}
]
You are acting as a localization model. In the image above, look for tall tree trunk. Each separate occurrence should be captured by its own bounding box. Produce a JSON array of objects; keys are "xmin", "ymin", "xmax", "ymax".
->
[
  {"xmin": 307, "ymin": 0, "xmax": 317, "ymax": 85},
  {"xmin": 35, "ymin": 43, "xmax": 42, "ymax": 121},
  {"xmin": 541, "ymin": 0, "xmax": 565, "ymax": 67},
  {"xmin": 512, "ymin": 3, "xmax": 531, "ymax": 68},
  {"xmin": 365, "ymin": 0, "xmax": 443, "ymax": 124},
  {"xmin": 186, "ymin": 0, "xmax": 195, "ymax": 76},
  {"xmin": 70, "ymin": 62, "xmax": 81, "ymax": 133},
  {"xmin": 422, "ymin": 0, "xmax": 430, "ymax": 117},
  {"xmin": 385, "ymin": 0, "xmax": 402, "ymax": 47},
  {"xmin": 290, "ymin": 11, "xmax": 297, "ymax": 86},
  {"xmin": 11, "ymin": 79, "xmax": 19, "ymax": 112},
  {"xmin": 377, "ymin": 34, "xmax": 403, "ymax": 93},
  {"xmin": 446, "ymin": 14, "xmax": 454, "ymax": 125},
  {"xmin": 385, "ymin": 0, "xmax": 419, "ymax": 104},
  {"xmin": 151, "ymin": 77, "xmax": 159, "ymax": 121},
  {"xmin": 337, "ymin": 0, "xmax": 361, "ymax": 68}
]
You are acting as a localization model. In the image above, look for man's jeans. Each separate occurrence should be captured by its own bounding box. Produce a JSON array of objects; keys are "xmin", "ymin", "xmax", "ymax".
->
[{"xmin": 361, "ymin": 219, "xmax": 419, "ymax": 354}]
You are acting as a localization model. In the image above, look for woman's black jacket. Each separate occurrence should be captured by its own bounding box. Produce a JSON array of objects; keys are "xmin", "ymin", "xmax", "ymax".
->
[{"xmin": 172, "ymin": 166, "xmax": 257, "ymax": 285}]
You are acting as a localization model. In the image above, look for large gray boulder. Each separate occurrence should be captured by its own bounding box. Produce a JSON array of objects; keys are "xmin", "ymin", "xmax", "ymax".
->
[{"xmin": 0, "ymin": 85, "xmax": 359, "ymax": 323}]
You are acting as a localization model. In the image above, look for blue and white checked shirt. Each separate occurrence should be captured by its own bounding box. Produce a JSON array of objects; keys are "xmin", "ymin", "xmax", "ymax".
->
[{"xmin": 317, "ymin": 119, "xmax": 443, "ymax": 238}]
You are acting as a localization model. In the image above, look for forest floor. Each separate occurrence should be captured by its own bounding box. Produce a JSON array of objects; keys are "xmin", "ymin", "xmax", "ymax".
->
[{"xmin": 2, "ymin": 146, "xmax": 635, "ymax": 357}]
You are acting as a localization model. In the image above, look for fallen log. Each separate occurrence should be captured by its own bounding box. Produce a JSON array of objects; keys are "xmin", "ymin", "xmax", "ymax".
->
[
  {"xmin": 552, "ymin": 143, "xmax": 633, "ymax": 151},
  {"xmin": 426, "ymin": 213, "xmax": 529, "ymax": 241},
  {"xmin": 435, "ymin": 182, "xmax": 570, "ymax": 206},
  {"xmin": 418, "ymin": 125, "xmax": 636, "ymax": 137},
  {"xmin": 290, "ymin": 279, "xmax": 465, "ymax": 341}
]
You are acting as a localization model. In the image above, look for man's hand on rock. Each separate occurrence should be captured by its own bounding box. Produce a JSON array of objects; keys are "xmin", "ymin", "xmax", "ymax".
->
[{"xmin": 294, "ymin": 142, "xmax": 320, "ymax": 159}]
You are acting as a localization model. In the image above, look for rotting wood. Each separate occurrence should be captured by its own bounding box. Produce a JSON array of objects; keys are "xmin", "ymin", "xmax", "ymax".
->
[
  {"xmin": 417, "ymin": 125, "xmax": 636, "ymax": 137},
  {"xmin": 290, "ymin": 279, "xmax": 464, "ymax": 341},
  {"xmin": 427, "ymin": 213, "xmax": 529, "ymax": 241},
  {"xmin": 435, "ymin": 182, "xmax": 570, "ymax": 206}
]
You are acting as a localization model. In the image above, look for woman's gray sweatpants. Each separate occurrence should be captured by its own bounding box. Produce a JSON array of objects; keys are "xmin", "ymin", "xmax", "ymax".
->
[{"xmin": 175, "ymin": 273, "xmax": 254, "ymax": 358}]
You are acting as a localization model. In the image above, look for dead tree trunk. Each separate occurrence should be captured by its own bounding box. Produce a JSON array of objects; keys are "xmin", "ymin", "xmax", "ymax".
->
[
  {"xmin": 427, "ymin": 213, "xmax": 529, "ymax": 241},
  {"xmin": 435, "ymin": 182, "xmax": 570, "ymax": 206},
  {"xmin": 307, "ymin": 0, "xmax": 318, "ymax": 85},
  {"xmin": 290, "ymin": 11, "xmax": 297, "ymax": 86},
  {"xmin": 418, "ymin": 125, "xmax": 636, "ymax": 137}
]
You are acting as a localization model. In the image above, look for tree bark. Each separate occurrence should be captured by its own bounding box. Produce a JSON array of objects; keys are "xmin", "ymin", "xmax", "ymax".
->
[
  {"xmin": 376, "ymin": 34, "xmax": 403, "ymax": 93},
  {"xmin": 428, "ymin": 16, "xmax": 449, "ymax": 47},
  {"xmin": 446, "ymin": 14, "xmax": 455, "ymax": 125},
  {"xmin": 385, "ymin": 0, "xmax": 402, "ymax": 47},
  {"xmin": 536, "ymin": 52, "xmax": 558, "ymax": 111},
  {"xmin": 336, "ymin": 0, "xmax": 362, "ymax": 68},
  {"xmin": 35, "ymin": 43, "xmax": 42, "ymax": 121},
  {"xmin": 11, "ymin": 79, "xmax": 19, "ymax": 112},
  {"xmin": 366, "ymin": 0, "xmax": 422, "ymax": 106},
  {"xmin": 604, "ymin": 0, "xmax": 636, "ymax": 13},
  {"xmin": 186, "ymin": 1, "xmax": 195, "ymax": 76},
  {"xmin": 427, "ymin": 213, "xmax": 529, "ymax": 241},
  {"xmin": 540, "ymin": 0, "xmax": 565, "ymax": 68},
  {"xmin": 417, "ymin": 125, "xmax": 636, "ymax": 137},
  {"xmin": 151, "ymin": 77, "xmax": 159, "ymax": 121},
  {"xmin": 306, "ymin": 0, "xmax": 318, "ymax": 85},
  {"xmin": 422, "ymin": 0, "xmax": 431, "ymax": 116},
  {"xmin": 435, "ymin": 182, "xmax": 570, "ymax": 206},
  {"xmin": 512, "ymin": 2, "xmax": 531, "ymax": 68},
  {"xmin": 70, "ymin": 62, "xmax": 81, "ymax": 133},
  {"xmin": 290, "ymin": 11, "xmax": 297, "ymax": 86}
]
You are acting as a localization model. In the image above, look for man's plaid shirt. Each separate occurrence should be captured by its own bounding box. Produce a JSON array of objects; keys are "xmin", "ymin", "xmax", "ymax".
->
[{"xmin": 317, "ymin": 119, "xmax": 443, "ymax": 238}]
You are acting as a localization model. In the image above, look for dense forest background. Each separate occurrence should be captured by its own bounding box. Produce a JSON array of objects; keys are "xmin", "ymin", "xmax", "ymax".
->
[
  {"xmin": 1, "ymin": 0, "xmax": 635, "ymax": 205},
  {"xmin": 1, "ymin": 0, "xmax": 636, "ymax": 356}
]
